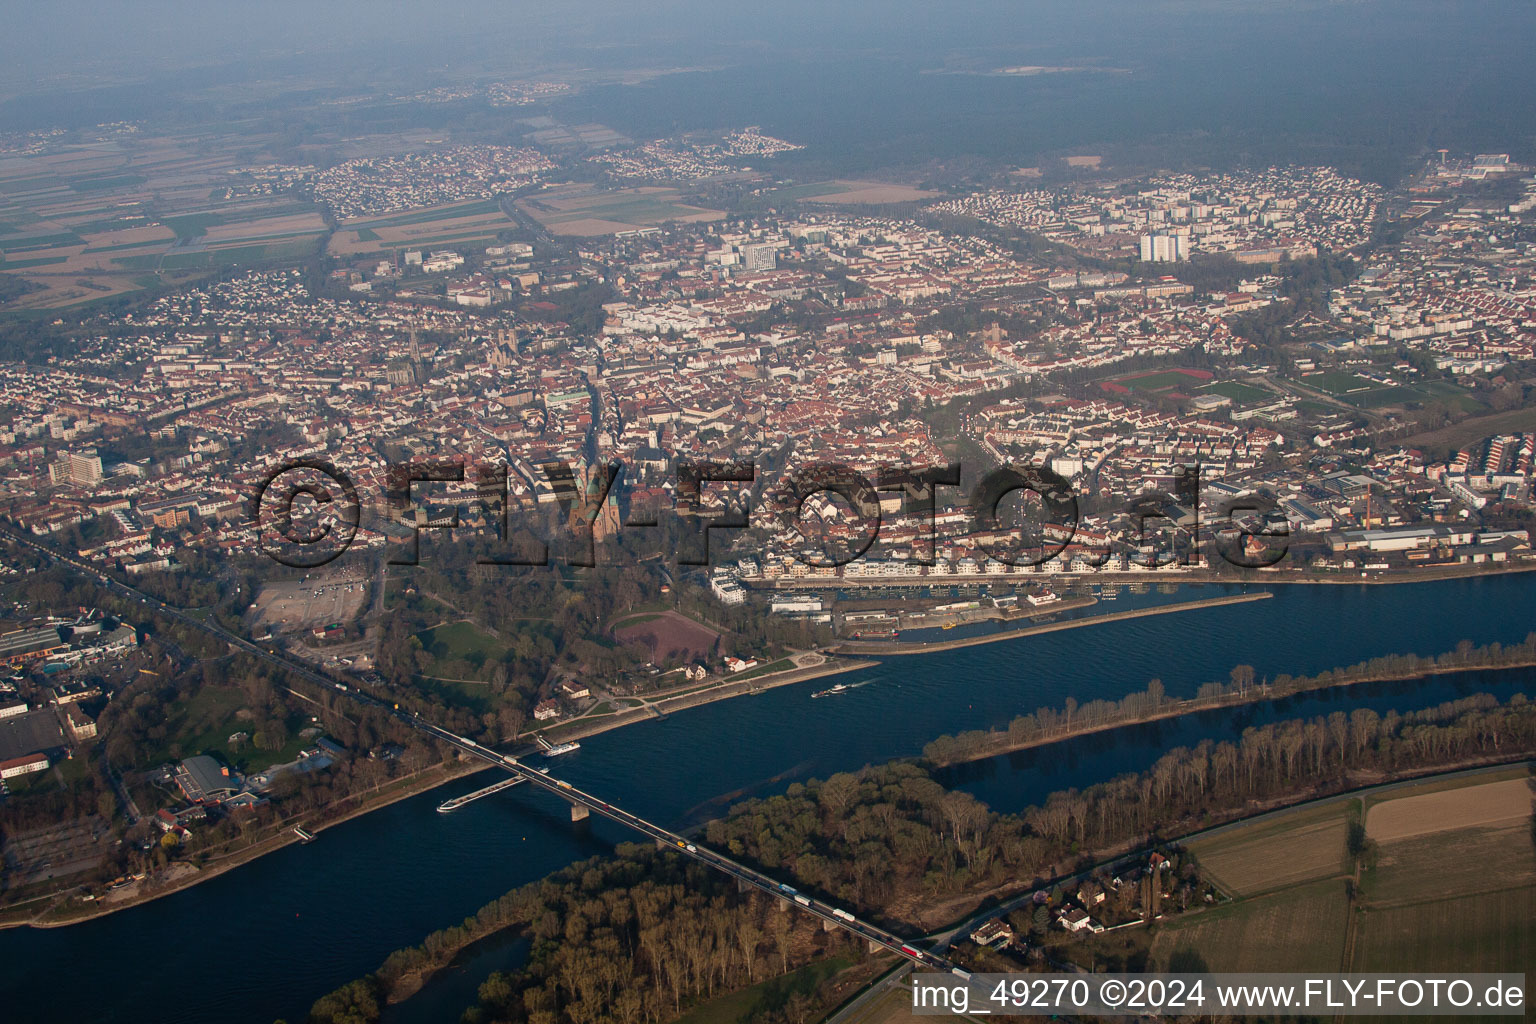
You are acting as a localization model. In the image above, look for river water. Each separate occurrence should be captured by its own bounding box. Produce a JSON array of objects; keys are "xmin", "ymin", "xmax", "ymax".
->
[{"xmin": 1, "ymin": 576, "xmax": 1532, "ymax": 1024}]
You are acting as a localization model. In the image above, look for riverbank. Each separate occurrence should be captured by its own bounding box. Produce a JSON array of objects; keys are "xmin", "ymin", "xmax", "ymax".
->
[
  {"xmin": 833, "ymin": 591, "xmax": 1272, "ymax": 655},
  {"xmin": 5, "ymin": 757, "xmax": 485, "ymax": 931},
  {"xmin": 3, "ymin": 654, "xmax": 876, "ymax": 931},
  {"xmin": 540, "ymin": 653, "xmax": 879, "ymax": 746}
]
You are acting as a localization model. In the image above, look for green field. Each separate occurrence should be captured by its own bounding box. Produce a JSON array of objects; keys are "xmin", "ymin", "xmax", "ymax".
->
[
  {"xmin": 414, "ymin": 619, "xmax": 509, "ymax": 679},
  {"xmin": 1303, "ymin": 370, "xmax": 1380, "ymax": 394},
  {"xmin": 135, "ymin": 684, "xmax": 308, "ymax": 772},
  {"xmin": 162, "ymin": 212, "xmax": 227, "ymax": 239},
  {"xmin": 540, "ymin": 196, "xmax": 709, "ymax": 225},
  {"xmin": 0, "ymin": 231, "xmax": 83, "ymax": 251},
  {"xmin": 1300, "ymin": 371, "xmax": 1484, "ymax": 412},
  {"xmin": 0, "ymin": 255, "xmax": 68, "ymax": 269},
  {"xmin": 760, "ymin": 182, "xmax": 857, "ymax": 203},
  {"xmin": 112, "ymin": 237, "xmax": 319, "ymax": 271}
]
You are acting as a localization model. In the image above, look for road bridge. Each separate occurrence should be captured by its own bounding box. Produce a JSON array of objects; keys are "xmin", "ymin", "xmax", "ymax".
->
[{"xmin": 3, "ymin": 528, "xmax": 960, "ymax": 975}]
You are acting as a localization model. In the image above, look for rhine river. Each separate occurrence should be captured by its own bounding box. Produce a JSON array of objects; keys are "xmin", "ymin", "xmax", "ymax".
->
[{"xmin": 1, "ymin": 575, "xmax": 1533, "ymax": 1023}]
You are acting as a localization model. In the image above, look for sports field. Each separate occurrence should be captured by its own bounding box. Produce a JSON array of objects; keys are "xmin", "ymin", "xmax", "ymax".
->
[
  {"xmin": 1296, "ymin": 371, "xmax": 1483, "ymax": 412},
  {"xmin": 1100, "ymin": 368, "xmax": 1214, "ymax": 396},
  {"xmin": 612, "ymin": 609, "xmax": 721, "ymax": 665},
  {"xmin": 1194, "ymin": 379, "xmax": 1273, "ymax": 404}
]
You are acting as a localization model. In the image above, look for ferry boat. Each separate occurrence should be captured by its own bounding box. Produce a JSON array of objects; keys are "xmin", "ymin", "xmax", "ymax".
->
[
  {"xmin": 811, "ymin": 683, "xmax": 850, "ymax": 699},
  {"xmin": 536, "ymin": 735, "xmax": 581, "ymax": 757}
]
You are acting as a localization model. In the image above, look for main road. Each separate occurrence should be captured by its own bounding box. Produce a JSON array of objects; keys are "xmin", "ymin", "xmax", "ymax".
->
[{"xmin": 2, "ymin": 527, "xmax": 960, "ymax": 975}]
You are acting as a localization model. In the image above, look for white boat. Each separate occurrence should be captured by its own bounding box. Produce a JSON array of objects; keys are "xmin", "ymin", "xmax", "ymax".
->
[{"xmin": 536, "ymin": 734, "xmax": 581, "ymax": 756}]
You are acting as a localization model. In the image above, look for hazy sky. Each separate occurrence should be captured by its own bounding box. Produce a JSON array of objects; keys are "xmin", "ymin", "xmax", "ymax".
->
[
  {"xmin": 0, "ymin": 1, "xmax": 1417, "ymax": 89},
  {"xmin": 4, "ymin": 0, "xmax": 1534, "ymax": 177}
]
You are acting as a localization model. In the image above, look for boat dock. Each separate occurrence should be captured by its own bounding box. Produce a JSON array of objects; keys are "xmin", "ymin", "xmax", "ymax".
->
[{"xmin": 535, "ymin": 734, "xmax": 580, "ymax": 756}]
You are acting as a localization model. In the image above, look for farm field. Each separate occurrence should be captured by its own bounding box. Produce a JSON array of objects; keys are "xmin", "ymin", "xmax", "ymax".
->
[
  {"xmin": 1364, "ymin": 821, "xmax": 1535, "ymax": 906},
  {"xmin": 518, "ymin": 186, "xmax": 723, "ymax": 236},
  {"xmin": 1158, "ymin": 771, "xmax": 1536, "ymax": 984},
  {"xmin": 1365, "ymin": 776, "xmax": 1532, "ymax": 842},
  {"xmin": 1145, "ymin": 879, "xmax": 1352, "ymax": 972},
  {"xmin": 830, "ymin": 987, "xmax": 930, "ymax": 1024},
  {"xmin": 1361, "ymin": 775, "xmax": 1536, "ymax": 906},
  {"xmin": 0, "ymin": 130, "xmax": 329, "ymax": 309},
  {"xmin": 672, "ymin": 958, "xmax": 850, "ymax": 1024},
  {"xmin": 1351, "ymin": 886, "xmax": 1536, "ymax": 973},
  {"xmin": 1186, "ymin": 800, "xmax": 1349, "ymax": 896}
]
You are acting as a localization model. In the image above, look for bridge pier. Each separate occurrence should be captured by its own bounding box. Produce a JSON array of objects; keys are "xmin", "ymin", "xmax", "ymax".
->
[
  {"xmin": 822, "ymin": 918, "xmax": 836, "ymax": 932},
  {"xmin": 570, "ymin": 804, "xmax": 589, "ymax": 822},
  {"xmin": 737, "ymin": 878, "xmax": 750, "ymax": 894},
  {"xmin": 869, "ymin": 939, "xmax": 882, "ymax": 953}
]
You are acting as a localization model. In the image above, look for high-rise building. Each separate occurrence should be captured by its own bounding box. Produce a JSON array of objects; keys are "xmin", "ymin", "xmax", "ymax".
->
[
  {"xmin": 49, "ymin": 448, "xmax": 103, "ymax": 488},
  {"xmin": 1139, "ymin": 232, "xmax": 1187, "ymax": 262},
  {"xmin": 739, "ymin": 242, "xmax": 778, "ymax": 272}
]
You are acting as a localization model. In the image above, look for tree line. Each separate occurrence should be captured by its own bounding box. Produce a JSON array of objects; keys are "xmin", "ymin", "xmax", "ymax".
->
[{"xmin": 922, "ymin": 633, "xmax": 1536, "ymax": 766}]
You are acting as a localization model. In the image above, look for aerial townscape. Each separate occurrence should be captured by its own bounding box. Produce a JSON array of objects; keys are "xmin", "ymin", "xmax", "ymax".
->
[{"xmin": 0, "ymin": 3, "xmax": 1534, "ymax": 1024}]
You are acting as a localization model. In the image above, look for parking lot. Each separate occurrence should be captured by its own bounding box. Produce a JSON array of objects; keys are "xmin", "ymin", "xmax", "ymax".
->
[{"xmin": 247, "ymin": 575, "xmax": 367, "ymax": 635}]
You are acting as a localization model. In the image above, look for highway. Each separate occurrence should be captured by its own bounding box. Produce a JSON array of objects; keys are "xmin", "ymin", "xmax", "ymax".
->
[{"xmin": 2, "ymin": 527, "xmax": 959, "ymax": 975}]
